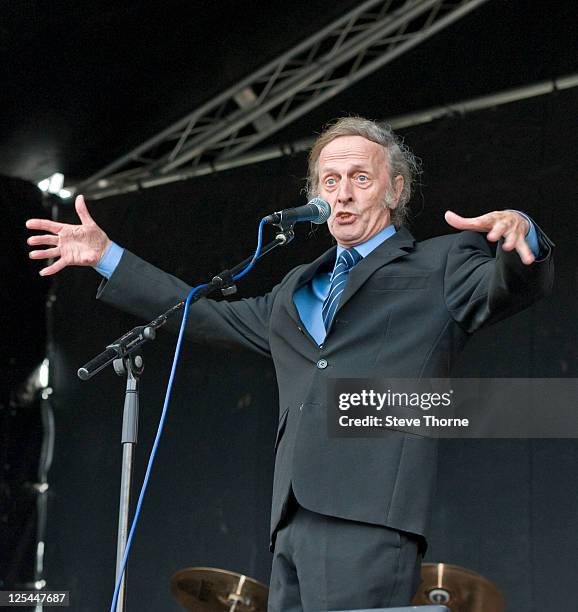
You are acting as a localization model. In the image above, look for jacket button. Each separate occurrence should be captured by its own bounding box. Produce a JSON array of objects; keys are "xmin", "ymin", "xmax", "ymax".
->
[{"xmin": 317, "ymin": 359, "xmax": 328, "ymax": 369}]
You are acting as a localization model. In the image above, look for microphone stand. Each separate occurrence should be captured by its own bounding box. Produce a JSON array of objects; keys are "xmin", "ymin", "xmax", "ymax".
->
[{"xmin": 77, "ymin": 225, "xmax": 295, "ymax": 612}]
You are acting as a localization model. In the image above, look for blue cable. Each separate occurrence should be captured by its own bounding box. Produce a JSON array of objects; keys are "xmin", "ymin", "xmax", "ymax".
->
[
  {"xmin": 109, "ymin": 218, "xmax": 267, "ymax": 611},
  {"xmin": 233, "ymin": 218, "xmax": 266, "ymax": 281}
]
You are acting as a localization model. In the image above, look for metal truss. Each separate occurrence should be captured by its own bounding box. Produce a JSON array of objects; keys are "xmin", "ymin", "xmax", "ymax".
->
[{"xmin": 76, "ymin": 0, "xmax": 491, "ymax": 200}]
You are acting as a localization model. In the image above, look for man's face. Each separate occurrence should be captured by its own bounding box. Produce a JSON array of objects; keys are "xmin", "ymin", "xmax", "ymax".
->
[{"xmin": 318, "ymin": 135, "xmax": 401, "ymax": 248}]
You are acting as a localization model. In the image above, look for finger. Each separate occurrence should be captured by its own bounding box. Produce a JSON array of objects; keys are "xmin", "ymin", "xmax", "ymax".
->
[
  {"xmin": 487, "ymin": 220, "xmax": 509, "ymax": 242},
  {"xmin": 27, "ymin": 234, "xmax": 59, "ymax": 246},
  {"xmin": 445, "ymin": 210, "xmax": 494, "ymax": 232},
  {"xmin": 75, "ymin": 195, "xmax": 94, "ymax": 225},
  {"xmin": 501, "ymin": 231, "xmax": 517, "ymax": 251},
  {"xmin": 516, "ymin": 214, "xmax": 530, "ymax": 236},
  {"xmin": 29, "ymin": 247, "xmax": 60, "ymax": 260},
  {"xmin": 39, "ymin": 258, "xmax": 67, "ymax": 276},
  {"xmin": 26, "ymin": 218, "xmax": 64, "ymax": 233},
  {"xmin": 514, "ymin": 238, "xmax": 535, "ymax": 266}
]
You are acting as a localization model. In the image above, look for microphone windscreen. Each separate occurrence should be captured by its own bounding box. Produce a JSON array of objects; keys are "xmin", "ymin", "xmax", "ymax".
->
[{"xmin": 309, "ymin": 197, "xmax": 331, "ymax": 224}]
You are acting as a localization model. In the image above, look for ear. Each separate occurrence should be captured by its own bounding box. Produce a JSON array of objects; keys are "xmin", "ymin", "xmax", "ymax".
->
[{"xmin": 389, "ymin": 175, "xmax": 404, "ymax": 209}]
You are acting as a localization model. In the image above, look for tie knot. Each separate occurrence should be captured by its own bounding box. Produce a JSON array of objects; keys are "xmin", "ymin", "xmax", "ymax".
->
[{"xmin": 336, "ymin": 248, "xmax": 362, "ymax": 272}]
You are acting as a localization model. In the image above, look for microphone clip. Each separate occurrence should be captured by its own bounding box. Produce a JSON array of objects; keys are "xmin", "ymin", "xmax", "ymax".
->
[
  {"xmin": 264, "ymin": 212, "xmax": 297, "ymax": 236},
  {"xmin": 274, "ymin": 226, "xmax": 295, "ymax": 245}
]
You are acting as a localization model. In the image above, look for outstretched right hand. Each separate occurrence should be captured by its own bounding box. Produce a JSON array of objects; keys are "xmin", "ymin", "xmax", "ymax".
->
[{"xmin": 26, "ymin": 194, "xmax": 111, "ymax": 276}]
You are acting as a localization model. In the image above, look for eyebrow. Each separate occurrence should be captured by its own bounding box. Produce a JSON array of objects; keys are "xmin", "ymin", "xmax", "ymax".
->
[{"xmin": 320, "ymin": 164, "xmax": 371, "ymax": 175}]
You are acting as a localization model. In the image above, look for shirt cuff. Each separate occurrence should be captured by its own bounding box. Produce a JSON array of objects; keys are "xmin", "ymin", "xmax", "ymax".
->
[
  {"xmin": 508, "ymin": 210, "xmax": 540, "ymax": 258},
  {"xmin": 94, "ymin": 241, "xmax": 124, "ymax": 279}
]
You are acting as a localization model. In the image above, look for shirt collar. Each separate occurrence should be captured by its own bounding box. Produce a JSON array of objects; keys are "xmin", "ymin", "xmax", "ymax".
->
[{"xmin": 335, "ymin": 224, "xmax": 396, "ymax": 263}]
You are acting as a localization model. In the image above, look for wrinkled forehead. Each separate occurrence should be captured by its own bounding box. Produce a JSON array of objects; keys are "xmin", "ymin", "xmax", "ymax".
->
[{"xmin": 318, "ymin": 135, "xmax": 388, "ymax": 169}]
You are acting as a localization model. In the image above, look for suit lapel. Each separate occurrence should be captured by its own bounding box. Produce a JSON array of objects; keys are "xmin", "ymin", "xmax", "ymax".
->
[
  {"xmin": 295, "ymin": 246, "xmax": 337, "ymax": 289},
  {"xmin": 282, "ymin": 226, "xmax": 415, "ymax": 328},
  {"xmin": 336, "ymin": 226, "xmax": 416, "ymax": 315},
  {"xmin": 284, "ymin": 245, "xmax": 337, "ymax": 327}
]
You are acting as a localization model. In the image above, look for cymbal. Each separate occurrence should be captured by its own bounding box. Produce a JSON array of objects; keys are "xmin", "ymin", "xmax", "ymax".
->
[
  {"xmin": 170, "ymin": 567, "xmax": 268, "ymax": 612},
  {"xmin": 412, "ymin": 562, "xmax": 504, "ymax": 612}
]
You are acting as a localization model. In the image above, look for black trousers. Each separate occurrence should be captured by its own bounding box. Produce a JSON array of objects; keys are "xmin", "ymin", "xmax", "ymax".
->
[{"xmin": 268, "ymin": 497, "xmax": 422, "ymax": 611}]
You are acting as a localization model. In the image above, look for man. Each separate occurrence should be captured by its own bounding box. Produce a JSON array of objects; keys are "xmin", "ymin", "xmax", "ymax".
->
[{"xmin": 27, "ymin": 117, "xmax": 553, "ymax": 610}]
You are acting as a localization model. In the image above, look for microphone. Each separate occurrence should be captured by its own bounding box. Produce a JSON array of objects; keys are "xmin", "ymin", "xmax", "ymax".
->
[{"xmin": 263, "ymin": 197, "xmax": 331, "ymax": 226}]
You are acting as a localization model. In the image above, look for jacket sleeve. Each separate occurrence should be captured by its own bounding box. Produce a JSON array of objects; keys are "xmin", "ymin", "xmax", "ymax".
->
[
  {"xmin": 443, "ymin": 221, "xmax": 554, "ymax": 334},
  {"xmin": 96, "ymin": 249, "xmax": 281, "ymax": 357}
]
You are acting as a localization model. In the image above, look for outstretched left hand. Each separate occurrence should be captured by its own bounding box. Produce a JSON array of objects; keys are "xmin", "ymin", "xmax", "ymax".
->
[{"xmin": 445, "ymin": 210, "xmax": 534, "ymax": 265}]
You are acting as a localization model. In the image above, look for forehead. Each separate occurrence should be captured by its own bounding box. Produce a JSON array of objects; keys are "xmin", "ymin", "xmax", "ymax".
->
[{"xmin": 318, "ymin": 135, "xmax": 387, "ymax": 169}]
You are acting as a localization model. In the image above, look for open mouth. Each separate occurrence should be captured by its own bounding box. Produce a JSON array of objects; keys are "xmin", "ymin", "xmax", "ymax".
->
[{"xmin": 335, "ymin": 212, "xmax": 356, "ymax": 224}]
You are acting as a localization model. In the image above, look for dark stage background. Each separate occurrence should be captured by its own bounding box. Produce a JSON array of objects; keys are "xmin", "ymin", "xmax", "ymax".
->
[
  {"xmin": 0, "ymin": 178, "xmax": 48, "ymax": 589},
  {"xmin": 39, "ymin": 90, "xmax": 577, "ymax": 610}
]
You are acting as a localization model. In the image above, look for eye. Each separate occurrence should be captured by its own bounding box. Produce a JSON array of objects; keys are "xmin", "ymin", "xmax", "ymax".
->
[
  {"xmin": 356, "ymin": 174, "xmax": 369, "ymax": 183},
  {"xmin": 324, "ymin": 177, "xmax": 337, "ymax": 187}
]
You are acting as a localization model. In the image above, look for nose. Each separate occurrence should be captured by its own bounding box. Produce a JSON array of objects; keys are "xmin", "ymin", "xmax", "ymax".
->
[{"xmin": 336, "ymin": 178, "xmax": 353, "ymax": 204}]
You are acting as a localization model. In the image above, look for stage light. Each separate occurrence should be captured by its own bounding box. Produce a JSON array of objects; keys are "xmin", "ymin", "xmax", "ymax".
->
[
  {"xmin": 15, "ymin": 359, "xmax": 51, "ymax": 406},
  {"xmin": 39, "ymin": 358, "xmax": 50, "ymax": 388},
  {"xmin": 48, "ymin": 173, "xmax": 64, "ymax": 193},
  {"xmin": 37, "ymin": 173, "xmax": 65, "ymax": 195}
]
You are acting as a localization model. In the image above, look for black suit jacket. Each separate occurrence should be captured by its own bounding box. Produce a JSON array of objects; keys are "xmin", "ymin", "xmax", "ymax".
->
[{"xmin": 97, "ymin": 225, "xmax": 554, "ymax": 545}]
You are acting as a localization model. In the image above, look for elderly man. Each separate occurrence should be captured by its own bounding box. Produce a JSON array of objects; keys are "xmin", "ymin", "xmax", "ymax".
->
[{"xmin": 27, "ymin": 117, "xmax": 553, "ymax": 611}]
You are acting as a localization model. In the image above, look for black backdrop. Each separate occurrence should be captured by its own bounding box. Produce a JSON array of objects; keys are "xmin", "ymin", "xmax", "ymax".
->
[
  {"xmin": 0, "ymin": 177, "xmax": 47, "ymax": 587},
  {"xmin": 42, "ymin": 89, "xmax": 577, "ymax": 610}
]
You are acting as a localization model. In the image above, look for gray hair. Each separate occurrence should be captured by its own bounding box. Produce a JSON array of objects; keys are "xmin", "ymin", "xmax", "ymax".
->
[{"xmin": 306, "ymin": 116, "xmax": 420, "ymax": 227}]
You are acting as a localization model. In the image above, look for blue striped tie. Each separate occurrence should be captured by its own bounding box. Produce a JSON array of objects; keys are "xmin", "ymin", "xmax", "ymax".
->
[{"xmin": 322, "ymin": 248, "xmax": 362, "ymax": 331}]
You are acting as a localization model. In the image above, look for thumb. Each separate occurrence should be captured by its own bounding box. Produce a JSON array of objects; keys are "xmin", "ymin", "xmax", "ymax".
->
[
  {"xmin": 444, "ymin": 210, "xmax": 482, "ymax": 231},
  {"xmin": 75, "ymin": 194, "xmax": 94, "ymax": 225}
]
